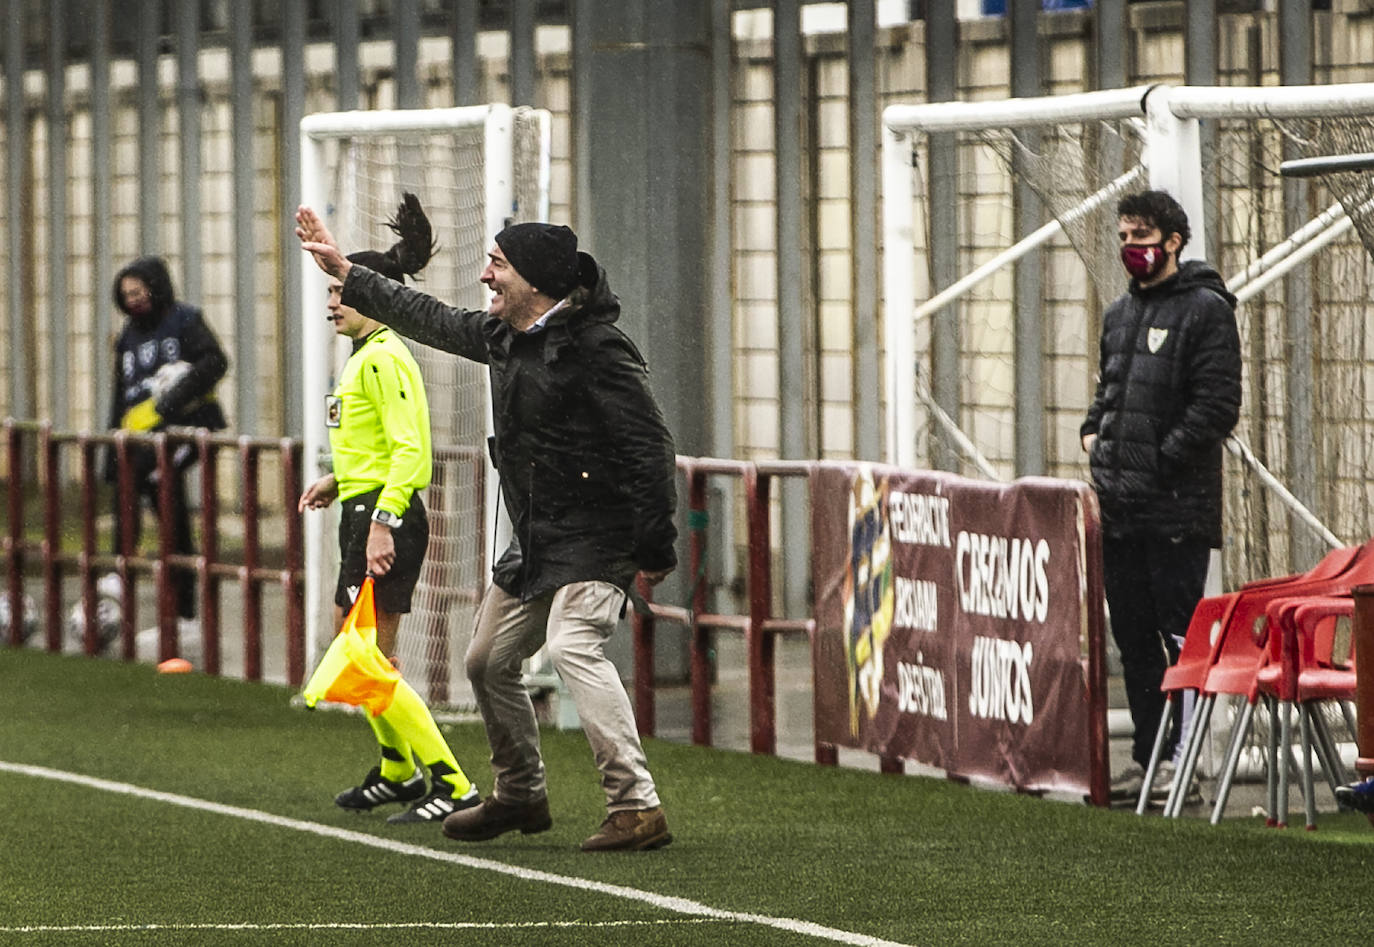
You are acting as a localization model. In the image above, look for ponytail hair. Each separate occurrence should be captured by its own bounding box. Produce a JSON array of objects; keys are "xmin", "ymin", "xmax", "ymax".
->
[{"xmin": 346, "ymin": 192, "xmax": 438, "ymax": 283}]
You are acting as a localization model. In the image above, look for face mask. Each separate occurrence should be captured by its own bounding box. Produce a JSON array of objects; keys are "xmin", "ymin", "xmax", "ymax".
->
[{"xmin": 1120, "ymin": 242, "xmax": 1168, "ymax": 281}]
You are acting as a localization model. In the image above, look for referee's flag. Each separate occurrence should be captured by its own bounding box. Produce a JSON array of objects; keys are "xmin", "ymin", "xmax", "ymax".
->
[{"xmin": 301, "ymin": 578, "xmax": 400, "ymax": 716}]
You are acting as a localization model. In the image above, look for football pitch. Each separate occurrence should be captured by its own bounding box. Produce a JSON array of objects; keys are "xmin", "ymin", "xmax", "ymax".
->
[{"xmin": 3, "ymin": 646, "xmax": 1373, "ymax": 945}]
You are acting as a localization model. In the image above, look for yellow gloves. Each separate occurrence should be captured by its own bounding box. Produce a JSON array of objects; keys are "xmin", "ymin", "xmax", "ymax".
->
[{"xmin": 121, "ymin": 398, "xmax": 162, "ymax": 431}]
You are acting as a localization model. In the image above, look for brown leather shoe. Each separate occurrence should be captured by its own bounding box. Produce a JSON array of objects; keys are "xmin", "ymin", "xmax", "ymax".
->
[
  {"xmin": 580, "ymin": 807, "xmax": 673, "ymax": 852},
  {"xmin": 441, "ymin": 795, "xmax": 552, "ymax": 841}
]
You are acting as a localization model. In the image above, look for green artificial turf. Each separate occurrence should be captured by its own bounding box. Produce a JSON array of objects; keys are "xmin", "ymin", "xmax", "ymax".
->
[{"xmin": 2, "ymin": 645, "xmax": 1373, "ymax": 946}]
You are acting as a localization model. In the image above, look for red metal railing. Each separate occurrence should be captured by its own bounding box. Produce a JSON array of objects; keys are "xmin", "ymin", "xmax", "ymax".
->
[
  {"xmin": 4, "ymin": 420, "xmax": 305, "ymax": 684},
  {"xmin": 631, "ymin": 457, "xmax": 821, "ymax": 760},
  {"xmin": 632, "ymin": 455, "xmax": 1111, "ymax": 796}
]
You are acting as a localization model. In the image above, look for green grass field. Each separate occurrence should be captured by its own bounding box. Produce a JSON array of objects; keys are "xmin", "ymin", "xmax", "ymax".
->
[{"xmin": 3, "ymin": 645, "xmax": 1374, "ymax": 945}]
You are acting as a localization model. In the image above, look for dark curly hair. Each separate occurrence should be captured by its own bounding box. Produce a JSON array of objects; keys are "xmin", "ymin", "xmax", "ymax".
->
[
  {"xmin": 346, "ymin": 192, "xmax": 438, "ymax": 284},
  {"xmin": 1117, "ymin": 189, "xmax": 1190, "ymax": 251}
]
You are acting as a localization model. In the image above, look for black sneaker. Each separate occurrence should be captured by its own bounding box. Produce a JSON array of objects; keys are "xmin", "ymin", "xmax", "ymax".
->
[
  {"xmin": 1336, "ymin": 776, "xmax": 1374, "ymax": 813},
  {"xmin": 335, "ymin": 766, "xmax": 426, "ymax": 811},
  {"xmin": 388, "ymin": 786, "xmax": 481, "ymax": 824}
]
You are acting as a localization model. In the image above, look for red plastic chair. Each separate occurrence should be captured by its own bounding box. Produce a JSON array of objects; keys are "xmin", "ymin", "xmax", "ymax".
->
[
  {"xmin": 1207, "ymin": 594, "xmax": 1310, "ymax": 825},
  {"xmin": 1287, "ymin": 597, "xmax": 1358, "ymax": 828},
  {"xmin": 1144, "ymin": 541, "xmax": 1371, "ymax": 817},
  {"xmin": 1204, "ymin": 595, "xmax": 1357, "ymax": 827}
]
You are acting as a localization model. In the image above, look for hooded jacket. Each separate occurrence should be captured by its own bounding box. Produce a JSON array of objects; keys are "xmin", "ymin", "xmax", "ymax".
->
[
  {"xmin": 341, "ymin": 252, "xmax": 678, "ymax": 601},
  {"xmin": 1080, "ymin": 259, "xmax": 1242, "ymax": 545},
  {"xmin": 110, "ymin": 256, "xmax": 229, "ymax": 433}
]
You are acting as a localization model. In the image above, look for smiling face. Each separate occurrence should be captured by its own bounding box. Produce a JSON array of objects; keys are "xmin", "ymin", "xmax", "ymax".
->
[{"xmin": 480, "ymin": 243, "xmax": 543, "ymax": 330}]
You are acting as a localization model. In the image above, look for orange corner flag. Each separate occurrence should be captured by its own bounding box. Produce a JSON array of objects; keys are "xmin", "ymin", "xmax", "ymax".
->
[{"xmin": 301, "ymin": 578, "xmax": 400, "ymax": 716}]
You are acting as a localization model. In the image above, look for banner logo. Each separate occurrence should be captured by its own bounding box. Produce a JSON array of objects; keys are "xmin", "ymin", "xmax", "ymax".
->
[{"xmin": 842, "ymin": 467, "xmax": 894, "ymax": 736}]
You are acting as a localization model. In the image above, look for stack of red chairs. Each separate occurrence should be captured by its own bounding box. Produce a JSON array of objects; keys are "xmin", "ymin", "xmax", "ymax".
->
[
  {"xmin": 1137, "ymin": 541, "xmax": 1370, "ymax": 818},
  {"xmin": 1207, "ymin": 595, "xmax": 1355, "ymax": 827}
]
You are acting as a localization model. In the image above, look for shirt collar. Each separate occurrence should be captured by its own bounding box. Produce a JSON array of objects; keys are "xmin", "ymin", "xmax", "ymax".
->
[{"xmin": 524, "ymin": 297, "xmax": 569, "ymax": 334}]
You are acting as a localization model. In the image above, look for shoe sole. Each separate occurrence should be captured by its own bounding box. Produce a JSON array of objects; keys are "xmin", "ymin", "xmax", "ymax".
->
[
  {"xmin": 442, "ymin": 817, "xmax": 553, "ymax": 842},
  {"xmin": 335, "ymin": 799, "xmax": 414, "ymax": 812},
  {"xmin": 581, "ymin": 830, "xmax": 673, "ymax": 852}
]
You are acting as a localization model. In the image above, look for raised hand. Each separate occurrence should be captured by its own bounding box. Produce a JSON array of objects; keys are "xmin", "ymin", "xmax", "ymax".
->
[{"xmin": 295, "ymin": 205, "xmax": 352, "ymax": 280}]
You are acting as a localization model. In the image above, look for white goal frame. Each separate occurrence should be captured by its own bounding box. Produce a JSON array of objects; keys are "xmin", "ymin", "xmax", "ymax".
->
[
  {"xmin": 881, "ymin": 81, "xmax": 1374, "ymax": 550},
  {"xmin": 298, "ymin": 104, "xmax": 551, "ymax": 675}
]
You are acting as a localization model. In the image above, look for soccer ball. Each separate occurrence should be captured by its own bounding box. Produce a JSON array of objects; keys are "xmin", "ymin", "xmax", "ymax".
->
[
  {"xmin": 150, "ymin": 360, "xmax": 192, "ymax": 399},
  {"xmin": 64, "ymin": 574, "xmax": 123, "ymax": 654},
  {"xmin": 0, "ymin": 592, "xmax": 39, "ymax": 644}
]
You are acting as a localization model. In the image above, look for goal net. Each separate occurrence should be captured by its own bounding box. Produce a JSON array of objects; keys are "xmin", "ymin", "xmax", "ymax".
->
[
  {"xmin": 299, "ymin": 105, "xmax": 550, "ymax": 710},
  {"xmin": 883, "ymin": 83, "xmax": 1374, "ymax": 587}
]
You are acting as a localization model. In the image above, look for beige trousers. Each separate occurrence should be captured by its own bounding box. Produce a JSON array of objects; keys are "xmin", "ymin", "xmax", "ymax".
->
[{"xmin": 464, "ymin": 580, "xmax": 661, "ymax": 813}]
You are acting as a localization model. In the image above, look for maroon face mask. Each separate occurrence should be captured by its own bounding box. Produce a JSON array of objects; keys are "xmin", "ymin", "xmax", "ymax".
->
[{"xmin": 1120, "ymin": 242, "xmax": 1168, "ymax": 281}]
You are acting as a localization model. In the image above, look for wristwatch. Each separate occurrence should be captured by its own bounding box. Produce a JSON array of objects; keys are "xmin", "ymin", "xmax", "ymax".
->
[{"xmin": 371, "ymin": 508, "xmax": 403, "ymax": 528}]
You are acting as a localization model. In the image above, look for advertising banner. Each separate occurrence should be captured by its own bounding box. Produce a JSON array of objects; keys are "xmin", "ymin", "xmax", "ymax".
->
[{"xmin": 811, "ymin": 463, "xmax": 1105, "ymax": 796}]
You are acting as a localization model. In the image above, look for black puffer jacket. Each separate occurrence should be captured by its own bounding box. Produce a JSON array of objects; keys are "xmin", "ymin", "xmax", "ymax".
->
[
  {"xmin": 110, "ymin": 256, "xmax": 229, "ymax": 433},
  {"xmin": 1080, "ymin": 260, "xmax": 1242, "ymax": 545},
  {"xmin": 343, "ymin": 253, "xmax": 678, "ymax": 601}
]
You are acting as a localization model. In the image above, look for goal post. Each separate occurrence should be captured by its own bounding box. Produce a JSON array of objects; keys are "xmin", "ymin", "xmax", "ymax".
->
[
  {"xmin": 881, "ymin": 81, "xmax": 1374, "ymax": 586},
  {"xmin": 299, "ymin": 104, "xmax": 550, "ymax": 709}
]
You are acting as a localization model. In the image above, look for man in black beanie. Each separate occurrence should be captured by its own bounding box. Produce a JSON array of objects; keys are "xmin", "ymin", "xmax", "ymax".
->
[{"xmin": 298, "ymin": 207, "xmax": 678, "ymax": 852}]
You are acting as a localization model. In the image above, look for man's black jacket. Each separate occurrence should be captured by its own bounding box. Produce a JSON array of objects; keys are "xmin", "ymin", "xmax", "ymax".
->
[
  {"xmin": 343, "ymin": 254, "xmax": 678, "ymax": 601},
  {"xmin": 1080, "ymin": 259, "xmax": 1242, "ymax": 546}
]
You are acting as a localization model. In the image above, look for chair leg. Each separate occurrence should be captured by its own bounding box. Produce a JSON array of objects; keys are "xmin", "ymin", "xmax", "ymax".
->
[
  {"xmin": 1276, "ymin": 699, "xmax": 1293, "ymax": 828},
  {"xmin": 1308, "ymin": 705, "xmax": 1347, "ymax": 799},
  {"xmin": 1210, "ymin": 698, "xmax": 1255, "ymax": 825},
  {"xmin": 1339, "ymin": 699, "xmax": 1358, "ymax": 739},
  {"xmin": 1167, "ymin": 694, "xmax": 1215, "ymax": 818},
  {"xmin": 1300, "ymin": 705, "xmax": 1318, "ymax": 830},
  {"xmin": 1136, "ymin": 693, "xmax": 1177, "ymax": 817},
  {"xmin": 1263, "ymin": 696, "xmax": 1280, "ymax": 825}
]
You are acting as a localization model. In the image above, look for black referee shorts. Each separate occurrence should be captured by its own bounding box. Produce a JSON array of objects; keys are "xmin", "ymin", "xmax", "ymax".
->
[{"xmin": 335, "ymin": 487, "xmax": 429, "ymax": 615}]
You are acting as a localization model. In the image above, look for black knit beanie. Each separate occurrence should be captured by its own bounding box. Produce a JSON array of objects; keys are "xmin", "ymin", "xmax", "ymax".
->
[{"xmin": 494, "ymin": 222, "xmax": 579, "ymax": 299}]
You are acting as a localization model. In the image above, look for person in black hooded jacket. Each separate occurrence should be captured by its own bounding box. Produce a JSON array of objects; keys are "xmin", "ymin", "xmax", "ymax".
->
[
  {"xmin": 109, "ymin": 256, "xmax": 229, "ymax": 629},
  {"xmin": 298, "ymin": 208, "xmax": 677, "ymax": 853},
  {"xmin": 1080, "ymin": 190, "xmax": 1241, "ymax": 803}
]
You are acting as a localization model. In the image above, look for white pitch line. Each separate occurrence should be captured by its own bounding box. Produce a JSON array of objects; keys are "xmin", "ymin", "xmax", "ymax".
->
[
  {"xmin": 0, "ymin": 761, "xmax": 911, "ymax": 947},
  {"xmin": 3, "ymin": 920, "xmax": 718, "ymax": 934}
]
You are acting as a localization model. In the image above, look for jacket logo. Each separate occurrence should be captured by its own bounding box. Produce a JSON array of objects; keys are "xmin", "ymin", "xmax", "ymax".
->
[{"xmin": 1147, "ymin": 328, "xmax": 1168, "ymax": 353}]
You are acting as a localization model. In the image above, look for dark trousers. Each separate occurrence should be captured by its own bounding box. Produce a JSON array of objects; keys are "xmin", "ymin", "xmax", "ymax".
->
[
  {"xmin": 112, "ymin": 462, "xmax": 197, "ymax": 620},
  {"xmin": 1102, "ymin": 532, "xmax": 1211, "ymax": 768}
]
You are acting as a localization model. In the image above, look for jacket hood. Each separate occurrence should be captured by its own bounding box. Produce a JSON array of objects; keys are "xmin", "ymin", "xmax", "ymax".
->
[
  {"xmin": 113, "ymin": 256, "xmax": 177, "ymax": 319},
  {"xmin": 1132, "ymin": 258, "xmax": 1236, "ymax": 310},
  {"xmin": 562, "ymin": 250, "xmax": 620, "ymax": 326}
]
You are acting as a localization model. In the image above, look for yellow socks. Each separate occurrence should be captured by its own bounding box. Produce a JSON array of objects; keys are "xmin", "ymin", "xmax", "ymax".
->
[{"xmin": 376, "ymin": 679, "xmax": 473, "ymax": 799}]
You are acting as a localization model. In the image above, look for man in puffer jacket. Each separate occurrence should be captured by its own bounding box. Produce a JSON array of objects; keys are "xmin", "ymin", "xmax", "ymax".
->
[
  {"xmin": 298, "ymin": 209, "xmax": 677, "ymax": 852},
  {"xmin": 1080, "ymin": 190, "xmax": 1241, "ymax": 803}
]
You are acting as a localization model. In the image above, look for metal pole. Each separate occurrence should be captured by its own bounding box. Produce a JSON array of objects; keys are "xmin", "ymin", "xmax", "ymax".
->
[
  {"xmin": 91, "ymin": 0, "xmax": 113, "ymax": 431},
  {"xmin": 925, "ymin": 2, "xmax": 959, "ymax": 472},
  {"xmin": 452, "ymin": 0, "xmax": 480, "ymax": 106},
  {"xmin": 335, "ymin": 0, "xmax": 360, "ymax": 110},
  {"xmin": 1279, "ymin": 0, "xmax": 1320, "ymax": 571},
  {"xmin": 281, "ymin": 0, "xmax": 305, "ymax": 437},
  {"xmin": 231, "ymin": 0, "xmax": 257, "ymax": 433},
  {"xmin": 774, "ymin": 0, "xmax": 809, "ymax": 617},
  {"xmin": 5, "ymin": 0, "xmax": 33, "ymax": 421},
  {"xmin": 47, "ymin": 7, "xmax": 68, "ymax": 431},
  {"xmin": 177, "ymin": 0, "xmax": 203, "ymax": 307},
  {"xmin": 848, "ymin": 0, "xmax": 879, "ymax": 462},
  {"xmin": 1010, "ymin": 0, "xmax": 1044, "ymax": 477},
  {"xmin": 394, "ymin": 0, "xmax": 420, "ymax": 109},
  {"xmin": 138, "ymin": 0, "xmax": 162, "ymax": 254},
  {"xmin": 510, "ymin": 0, "xmax": 537, "ymax": 106}
]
